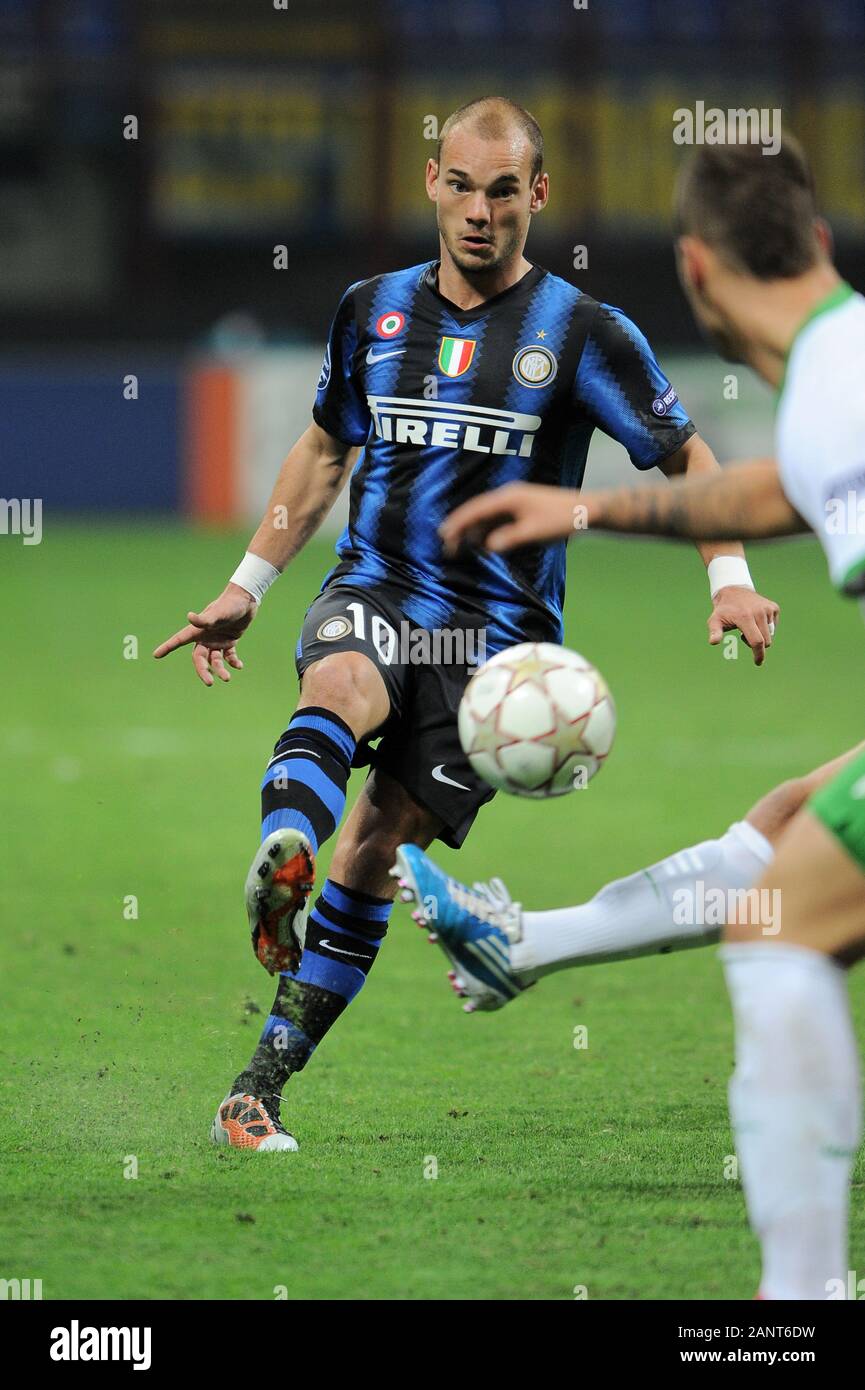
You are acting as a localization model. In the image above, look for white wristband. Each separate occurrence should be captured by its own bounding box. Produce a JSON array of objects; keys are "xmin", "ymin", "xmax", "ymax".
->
[
  {"xmin": 229, "ymin": 551, "xmax": 281, "ymax": 603},
  {"xmin": 707, "ymin": 556, "xmax": 754, "ymax": 598}
]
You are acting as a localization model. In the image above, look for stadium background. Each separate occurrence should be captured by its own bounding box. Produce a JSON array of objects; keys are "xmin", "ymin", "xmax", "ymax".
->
[
  {"xmin": 5, "ymin": 0, "xmax": 865, "ymax": 517},
  {"xmin": 3, "ymin": 0, "xmax": 865, "ymax": 1302}
]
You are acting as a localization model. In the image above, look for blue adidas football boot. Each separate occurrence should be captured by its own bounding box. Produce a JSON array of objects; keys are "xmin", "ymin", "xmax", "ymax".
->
[{"xmin": 391, "ymin": 844, "xmax": 531, "ymax": 1012}]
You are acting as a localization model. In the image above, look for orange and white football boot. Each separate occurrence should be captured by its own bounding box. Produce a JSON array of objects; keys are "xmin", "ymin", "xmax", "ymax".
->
[{"xmin": 210, "ymin": 1093, "xmax": 298, "ymax": 1152}]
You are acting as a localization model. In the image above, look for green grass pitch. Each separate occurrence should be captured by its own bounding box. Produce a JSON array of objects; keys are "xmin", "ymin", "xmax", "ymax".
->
[{"xmin": 2, "ymin": 523, "xmax": 863, "ymax": 1301}]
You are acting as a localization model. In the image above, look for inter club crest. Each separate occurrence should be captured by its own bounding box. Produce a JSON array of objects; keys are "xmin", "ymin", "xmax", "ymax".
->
[{"xmin": 512, "ymin": 345, "xmax": 557, "ymax": 387}]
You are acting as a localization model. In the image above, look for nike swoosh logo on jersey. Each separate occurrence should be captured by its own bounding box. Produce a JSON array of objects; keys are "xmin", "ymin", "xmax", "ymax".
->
[
  {"xmin": 432, "ymin": 764, "xmax": 471, "ymax": 791},
  {"xmin": 366, "ymin": 347, "xmax": 406, "ymax": 364},
  {"xmin": 318, "ymin": 938, "xmax": 369, "ymax": 960},
  {"xmin": 850, "ymin": 775, "xmax": 865, "ymax": 799}
]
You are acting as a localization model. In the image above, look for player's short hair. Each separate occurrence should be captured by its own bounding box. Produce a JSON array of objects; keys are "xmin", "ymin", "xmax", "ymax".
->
[
  {"xmin": 673, "ymin": 135, "xmax": 821, "ymax": 279},
  {"xmin": 436, "ymin": 97, "xmax": 544, "ymax": 184}
]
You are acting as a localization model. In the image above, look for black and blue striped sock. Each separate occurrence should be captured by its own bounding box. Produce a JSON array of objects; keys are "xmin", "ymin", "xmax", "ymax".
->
[
  {"xmin": 260, "ymin": 706, "xmax": 356, "ymax": 853},
  {"xmin": 232, "ymin": 879, "xmax": 393, "ymax": 1109}
]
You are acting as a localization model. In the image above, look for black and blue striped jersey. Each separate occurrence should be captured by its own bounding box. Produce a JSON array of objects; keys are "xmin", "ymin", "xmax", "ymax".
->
[{"xmin": 313, "ymin": 260, "xmax": 694, "ymax": 651}]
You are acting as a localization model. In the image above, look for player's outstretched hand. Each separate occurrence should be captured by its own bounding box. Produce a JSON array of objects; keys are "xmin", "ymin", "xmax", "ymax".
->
[
  {"xmin": 152, "ymin": 583, "xmax": 258, "ymax": 686},
  {"xmin": 440, "ymin": 482, "xmax": 580, "ymax": 554},
  {"xmin": 708, "ymin": 586, "xmax": 780, "ymax": 667}
]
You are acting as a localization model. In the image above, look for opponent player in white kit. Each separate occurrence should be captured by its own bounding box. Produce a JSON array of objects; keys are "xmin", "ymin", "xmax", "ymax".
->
[{"xmin": 399, "ymin": 135, "xmax": 865, "ymax": 1300}]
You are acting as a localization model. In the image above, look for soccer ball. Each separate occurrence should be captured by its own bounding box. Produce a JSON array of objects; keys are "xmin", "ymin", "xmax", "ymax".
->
[{"xmin": 458, "ymin": 642, "xmax": 616, "ymax": 798}]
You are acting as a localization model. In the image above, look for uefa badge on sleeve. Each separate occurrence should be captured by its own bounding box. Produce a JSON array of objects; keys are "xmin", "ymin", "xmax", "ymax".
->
[{"xmin": 652, "ymin": 383, "xmax": 679, "ymax": 416}]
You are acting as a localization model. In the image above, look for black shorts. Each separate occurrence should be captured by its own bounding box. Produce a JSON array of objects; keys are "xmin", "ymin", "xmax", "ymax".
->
[{"xmin": 295, "ymin": 583, "xmax": 495, "ymax": 848}]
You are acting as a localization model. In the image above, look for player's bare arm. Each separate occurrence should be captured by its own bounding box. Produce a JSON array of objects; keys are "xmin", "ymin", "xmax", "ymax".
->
[
  {"xmin": 441, "ymin": 455, "xmax": 802, "ymax": 546},
  {"xmin": 581, "ymin": 457, "xmax": 806, "ymax": 541},
  {"xmin": 152, "ymin": 422, "xmax": 357, "ymax": 685}
]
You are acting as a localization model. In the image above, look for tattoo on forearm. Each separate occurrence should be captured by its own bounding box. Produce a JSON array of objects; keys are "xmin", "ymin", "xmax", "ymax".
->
[{"xmin": 599, "ymin": 471, "xmax": 787, "ymax": 541}]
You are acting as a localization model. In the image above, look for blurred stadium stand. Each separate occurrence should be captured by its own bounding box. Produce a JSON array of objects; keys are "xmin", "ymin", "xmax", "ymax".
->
[{"xmin": 2, "ymin": 0, "xmax": 863, "ymax": 520}]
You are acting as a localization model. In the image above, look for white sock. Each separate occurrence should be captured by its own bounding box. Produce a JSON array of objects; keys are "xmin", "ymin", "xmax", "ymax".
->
[
  {"xmin": 510, "ymin": 820, "xmax": 773, "ymax": 979},
  {"xmin": 722, "ymin": 942, "xmax": 862, "ymax": 1300}
]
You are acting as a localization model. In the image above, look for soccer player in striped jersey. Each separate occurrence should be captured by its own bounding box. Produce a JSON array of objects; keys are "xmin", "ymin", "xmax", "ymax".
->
[
  {"xmin": 418, "ymin": 135, "xmax": 865, "ymax": 1299},
  {"xmin": 154, "ymin": 98, "xmax": 777, "ymax": 1154}
]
